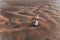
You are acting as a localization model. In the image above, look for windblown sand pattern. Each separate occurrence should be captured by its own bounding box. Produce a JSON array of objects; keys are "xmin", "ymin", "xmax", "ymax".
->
[{"xmin": 0, "ymin": 2, "xmax": 60, "ymax": 40}]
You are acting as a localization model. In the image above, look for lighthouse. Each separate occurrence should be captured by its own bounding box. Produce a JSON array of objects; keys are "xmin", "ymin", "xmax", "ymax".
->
[{"xmin": 33, "ymin": 15, "xmax": 40, "ymax": 27}]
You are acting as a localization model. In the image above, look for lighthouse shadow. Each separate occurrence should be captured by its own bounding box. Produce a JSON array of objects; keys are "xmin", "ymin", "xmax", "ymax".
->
[{"xmin": 30, "ymin": 21, "xmax": 40, "ymax": 27}]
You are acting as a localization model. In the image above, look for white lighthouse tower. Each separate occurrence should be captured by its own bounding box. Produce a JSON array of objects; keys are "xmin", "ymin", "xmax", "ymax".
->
[{"xmin": 34, "ymin": 15, "xmax": 40, "ymax": 27}]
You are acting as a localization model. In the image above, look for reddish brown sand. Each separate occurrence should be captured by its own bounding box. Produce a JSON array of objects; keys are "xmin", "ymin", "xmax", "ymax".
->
[{"xmin": 0, "ymin": 0, "xmax": 60, "ymax": 40}]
